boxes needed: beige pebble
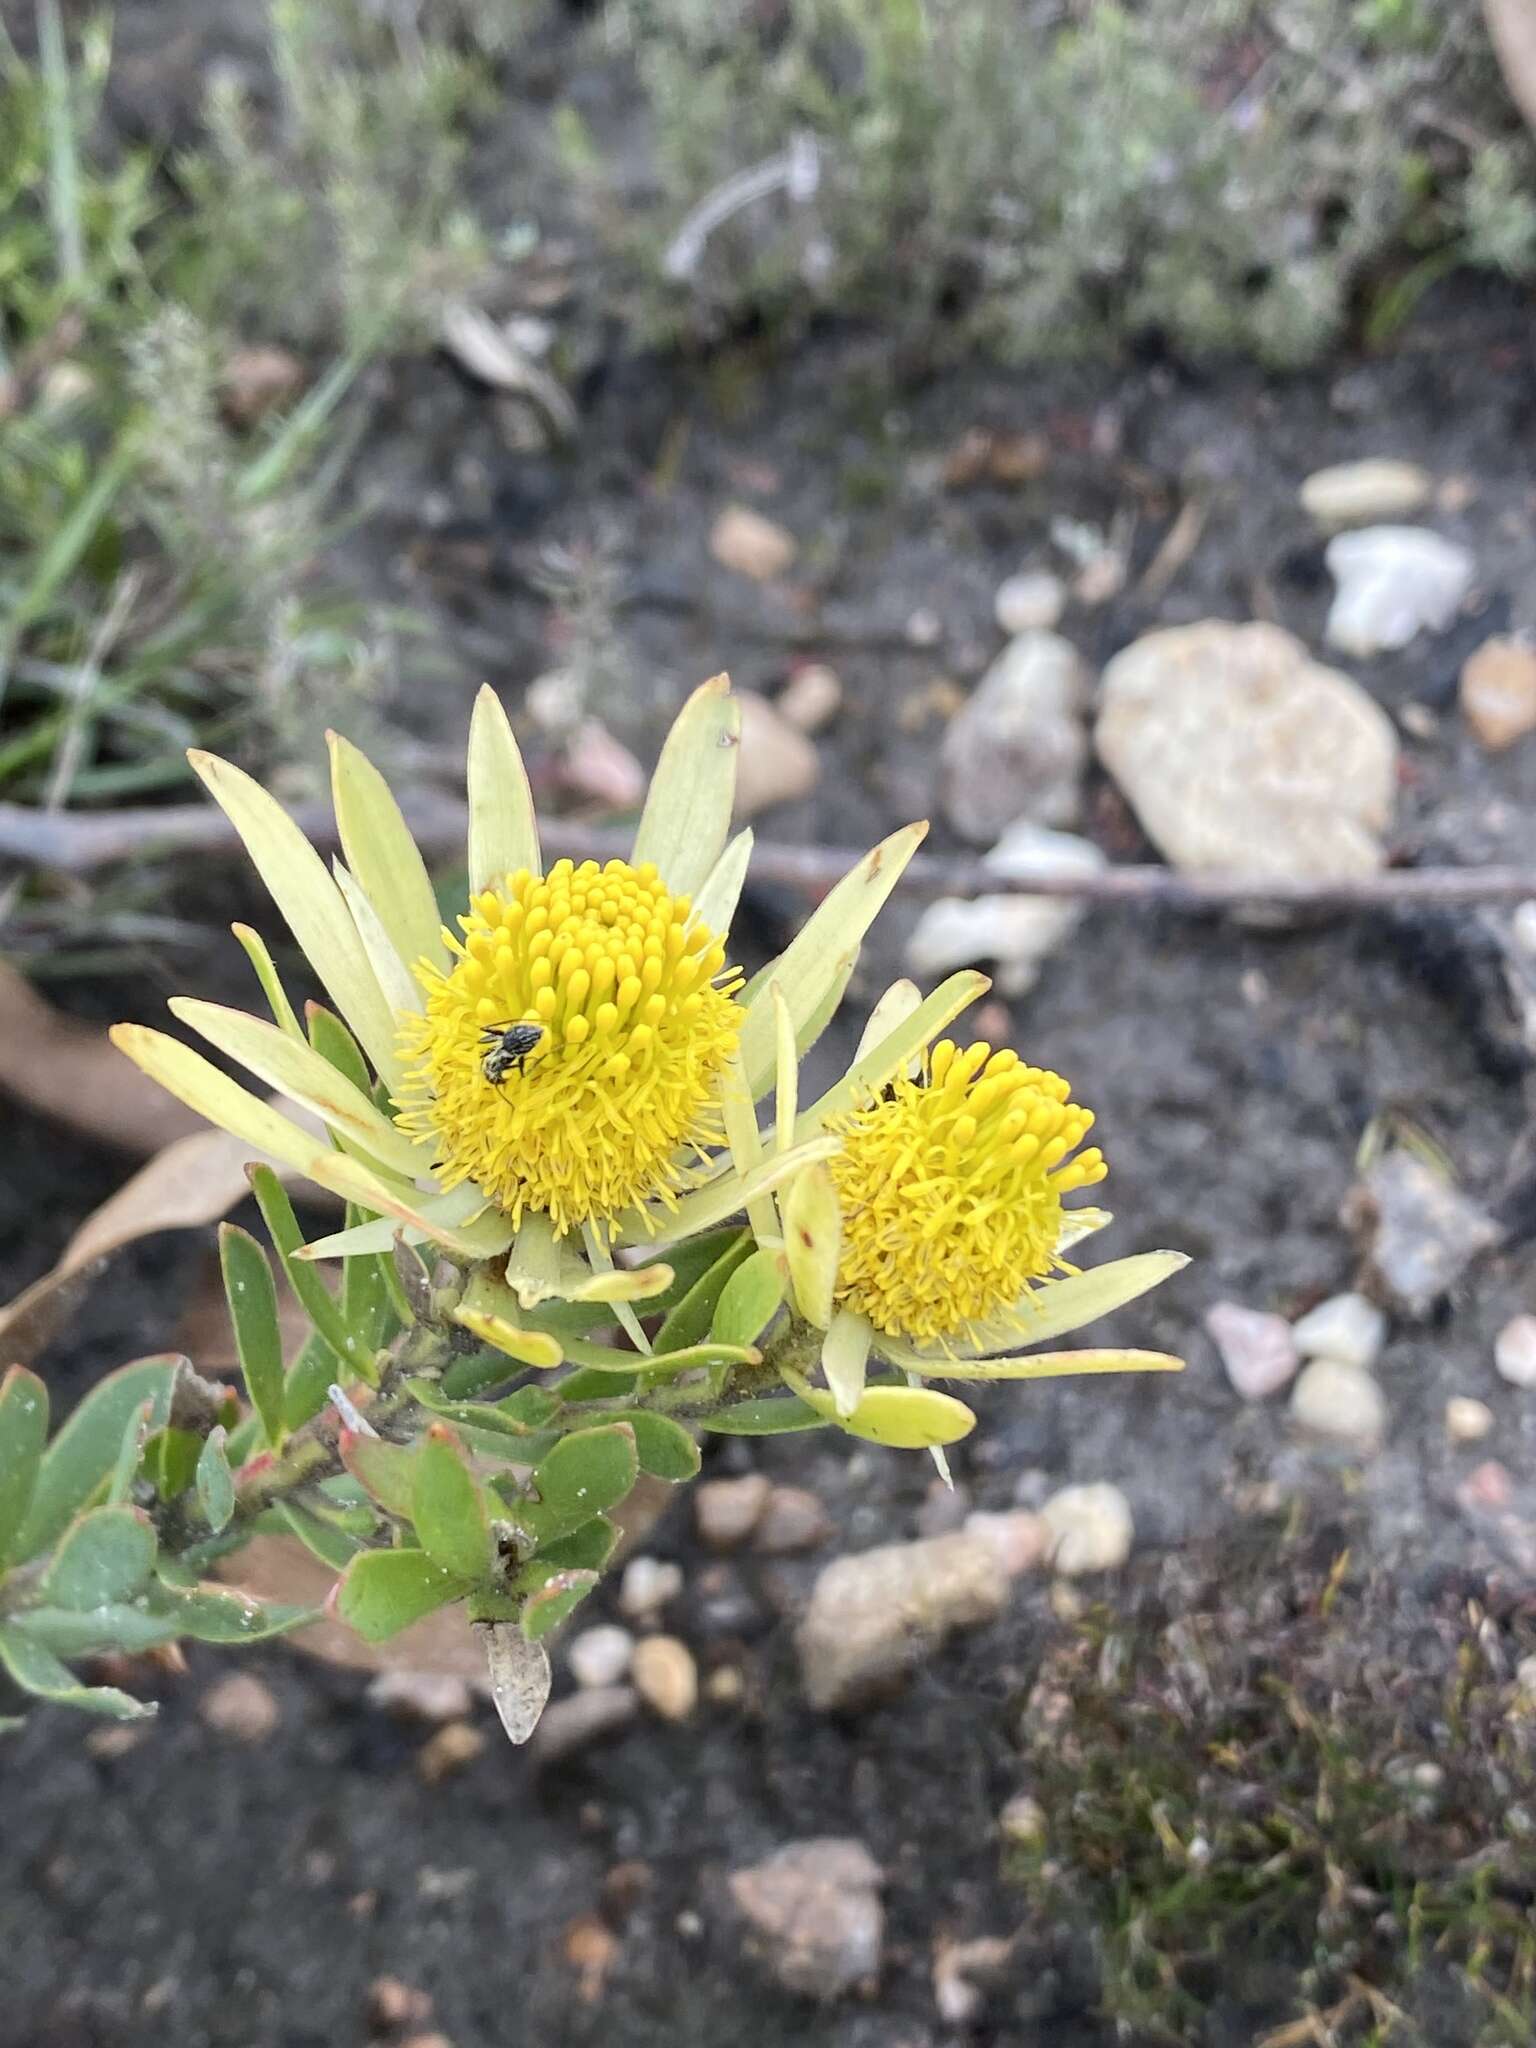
[753,1485,833,1555]
[1445,1396,1495,1443]
[710,505,796,581]
[1494,1313,1536,1388]
[198,1672,279,1743]
[416,1720,486,1784]
[733,691,820,819]
[630,1636,698,1722]
[1461,638,1536,752]
[695,1474,771,1549]
[778,663,843,734]
[1041,1483,1134,1575]
[998,1792,1047,1845]
[369,1977,433,2027]
[1300,458,1430,529]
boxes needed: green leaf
[739,822,928,1096]
[691,827,754,942]
[15,1356,179,1561]
[341,1207,400,1355]
[652,1230,754,1353]
[616,1411,701,1482]
[406,1379,560,1441]
[149,1582,316,1643]
[821,1308,873,1418]
[39,1504,158,1609]
[336,1547,473,1642]
[284,1335,344,1433]
[885,1345,1185,1382]
[523,1424,638,1544]
[0,1622,156,1721]
[520,1568,599,1642]
[700,1396,829,1436]
[149,1427,201,1502]
[797,969,988,1139]
[549,1365,635,1403]
[271,1498,364,1569]
[711,1247,788,1350]
[249,1164,380,1385]
[0,1366,48,1569]
[782,1162,842,1329]
[195,1427,235,1534]
[105,1397,154,1505]
[231,921,304,1038]
[219,1223,286,1448]
[412,1427,491,1581]
[559,1338,760,1376]
[305,1004,373,1095]
[630,673,739,897]
[339,1432,419,1518]
[534,1517,619,1572]
[10,1604,181,1658]
[921,1251,1192,1361]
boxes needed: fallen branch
[3,796,1535,911]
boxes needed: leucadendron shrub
[0,676,1187,1742]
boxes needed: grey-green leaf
[14,1357,179,1562]
[195,1428,236,1534]
[0,1621,156,1721]
[219,1223,285,1448]
[39,1504,158,1609]
[0,1366,48,1570]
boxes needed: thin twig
[4,793,1536,912]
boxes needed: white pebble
[1040,1483,1133,1576]
[1324,527,1474,657]
[994,569,1065,635]
[1517,1655,1536,1698]
[1300,459,1430,529]
[1290,1292,1387,1372]
[1290,1359,1386,1450]
[1205,1301,1299,1401]
[617,1555,684,1620]
[1494,1314,1536,1389]
[567,1624,635,1690]
[1445,1396,1495,1444]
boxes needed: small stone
[940,630,1091,840]
[366,1671,476,1723]
[560,719,645,809]
[998,1792,1047,1845]
[1205,1301,1299,1401]
[906,821,1103,999]
[994,570,1065,635]
[199,1672,279,1743]
[400,2034,455,2048]
[525,668,583,736]
[905,606,943,647]
[778,663,842,734]
[710,504,797,581]
[695,1474,771,1548]
[528,1686,638,1767]
[963,1509,1048,1577]
[797,1532,1009,1711]
[1300,459,1431,529]
[932,1936,1013,2025]
[706,1664,745,1705]
[1460,638,1536,751]
[617,1556,683,1621]
[84,1723,147,1761]
[729,1838,884,1999]
[1040,1483,1134,1575]
[1324,527,1475,657]
[567,1625,635,1691]
[1290,1291,1387,1372]
[1290,1359,1387,1450]
[1096,622,1398,882]
[416,1720,486,1784]
[1351,1150,1499,1319]
[369,1977,433,2028]
[1445,1396,1495,1443]
[733,691,820,820]
[630,1636,698,1721]
[753,1485,833,1555]
[221,343,306,429]
[1457,1460,1512,1513]
[1494,1314,1536,1388]
[1516,1654,1536,1697]
[563,1913,620,2004]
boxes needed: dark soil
[5,40,1536,2035]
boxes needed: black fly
[479,1020,545,1088]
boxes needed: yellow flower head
[397,856,743,1232]
[827,1037,1107,1343]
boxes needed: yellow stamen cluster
[828,1039,1107,1342]
[397,857,743,1233]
